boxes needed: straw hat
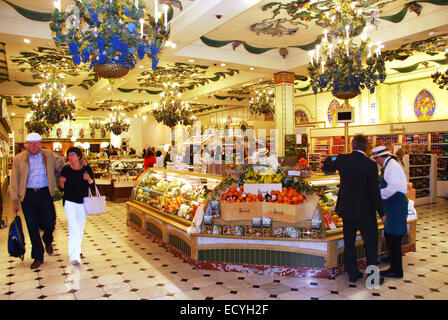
[371,145,391,158]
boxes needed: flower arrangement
[51,0,170,77]
[294,158,312,171]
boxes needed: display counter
[90,158,144,201]
[127,169,417,278]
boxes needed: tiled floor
[1,192,448,300]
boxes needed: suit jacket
[322,151,385,224]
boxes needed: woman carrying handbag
[59,147,95,267]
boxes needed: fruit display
[319,192,342,229]
[133,170,213,221]
[242,167,283,184]
[221,185,307,205]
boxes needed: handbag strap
[88,184,101,197]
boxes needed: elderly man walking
[11,133,66,269]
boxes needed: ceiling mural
[11,47,89,77]
[136,62,240,92]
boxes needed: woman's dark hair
[144,148,154,158]
[351,134,369,152]
[156,150,162,157]
[67,147,83,159]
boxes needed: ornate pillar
[274,71,295,157]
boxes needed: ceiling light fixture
[307,0,386,101]
[51,0,170,79]
[23,39,30,44]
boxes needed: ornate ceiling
[0,0,447,121]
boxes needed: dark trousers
[21,188,56,261]
[385,233,403,274]
[342,218,378,277]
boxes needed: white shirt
[381,156,408,200]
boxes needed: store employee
[372,145,408,279]
[252,148,279,171]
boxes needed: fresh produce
[134,173,208,221]
[221,185,306,205]
[242,167,283,184]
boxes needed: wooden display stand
[112,181,134,202]
[95,179,113,201]
[126,192,417,279]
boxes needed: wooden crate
[261,193,320,224]
[220,202,262,221]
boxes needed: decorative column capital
[274,71,295,85]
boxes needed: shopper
[372,145,408,278]
[59,147,95,267]
[163,146,172,168]
[143,148,156,169]
[322,134,385,283]
[11,133,66,269]
[395,148,405,168]
[385,141,394,154]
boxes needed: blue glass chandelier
[50,0,170,79]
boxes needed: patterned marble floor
[1,193,448,300]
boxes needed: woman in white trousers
[60,147,95,266]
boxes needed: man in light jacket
[11,133,66,269]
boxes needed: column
[274,71,295,158]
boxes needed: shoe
[30,260,43,269]
[349,271,363,283]
[45,243,54,255]
[380,269,403,278]
[70,260,81,267]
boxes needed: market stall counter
[90,158,144,201]
[126,168,417,278]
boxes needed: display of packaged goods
[376,135,398,145]
[409,154,431,166]
[90,158,144,180]
[402,144,428,154]
[409,166,430,178]
[409,177,430,190]
[403,134,428,145]
[431,132,448,144]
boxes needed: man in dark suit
[322,135,385,283]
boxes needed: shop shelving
[403,154,436,205]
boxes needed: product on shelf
[133,170,212,221]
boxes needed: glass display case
[130,169,222,224]
[110,159,144,186]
